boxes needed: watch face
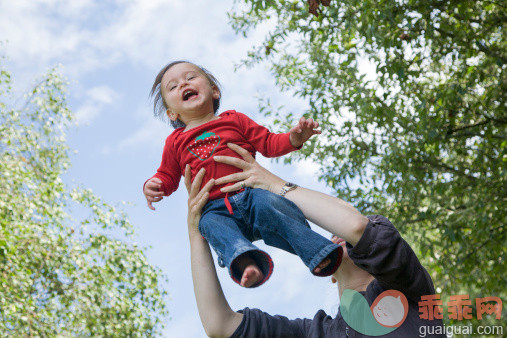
[280,182,298,196]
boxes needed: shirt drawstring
[224,192,234,215]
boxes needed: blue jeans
[199,188,342,287]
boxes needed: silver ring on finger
[240,181,246,189]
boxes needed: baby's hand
[289,116,321,148]
[144,177,164,210]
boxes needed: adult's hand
[184,165,214,237]
[213,143,286,194]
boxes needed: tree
[228,0,506,300]
[0,62,168,335]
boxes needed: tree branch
[475,41,507,64]
[413,157,478,180]
[433,26,507,64]
[447,131,506,140]
[446,119,490,135]
[482,0,507,10]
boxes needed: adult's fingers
[214,155,250,170]
[184,165,192,193]
[189,178,214,207]
[192,191,210,214]
[226,143,256,162]
[195,178,215,201]
[220,181,244,193]
[187,189,211,232]
[214,172,248,186]
[188,179,214,215]
[189,168,206,198]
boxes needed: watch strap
[280,182,298,197]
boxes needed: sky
[0,1,342,336]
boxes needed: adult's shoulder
[230,307,305,338]
[348,215,436,300]
[231,307,342,338]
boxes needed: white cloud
[87,85,117,104]
[74,104,100,126]
[75,85,119,125]
[114,118,169,153]
[0,0,271,77]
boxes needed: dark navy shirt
[230,215,445,337]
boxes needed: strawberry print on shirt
[187,131,221,160]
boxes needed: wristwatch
[279,182,298,197]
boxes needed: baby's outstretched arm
[144,177,165,210]
[289,116,321,148]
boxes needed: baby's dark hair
[150,60,221,129]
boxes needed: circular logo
[370,290,409,328]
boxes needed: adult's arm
[185,166,243,337]
[213,143,370,246]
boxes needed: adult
[186,143,444,337]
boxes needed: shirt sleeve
[230,308,305,338]
[346,215,436,302]
[230,308,338,338]
[234,111,300,157]
[144,136,181,196]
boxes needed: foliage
[0,64,168,336]
[228,0,506,300]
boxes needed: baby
[144,61,342,287]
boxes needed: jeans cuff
[309,243,343,277]
[229,249,274,288]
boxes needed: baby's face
[161,62,219,123]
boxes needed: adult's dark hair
[150,61,221,129]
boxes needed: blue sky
[0,1,342,336]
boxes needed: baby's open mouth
[183,89,198,101]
